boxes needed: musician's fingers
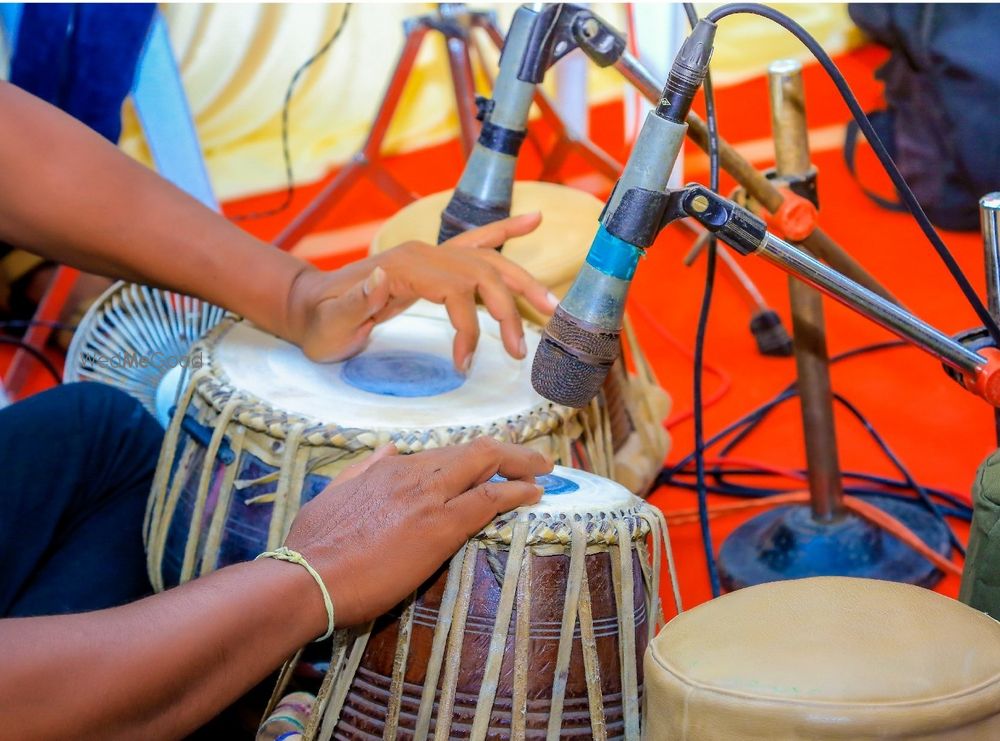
[359,267,392,317]
[443,293,480,372]
[440,212,541,250]
[444,479,544,539]
[304,268,391,362]
[323,267,391,332]
[370,296,413,326]
[431,438,552,500]
[332,444,397,485]
[472,267,525,359]
[474,248,559,316]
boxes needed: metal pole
[768,59,844,522]
[755,233,985,374]
[981,192,1000,442]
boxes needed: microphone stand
[607,45,902,308]
[980,194,1000,445]
[715,60,950,589]
[273,3,621,251]
[535,10,1000,592]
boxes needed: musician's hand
[286,213,558,370]
[283,439,551,630]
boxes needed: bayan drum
[145,302,626,592]
[265,466,681,741]
[371,181,672,496]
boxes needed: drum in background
[371,181,672,496]
[265,466,681,741]
[64,280,228,423]
[145,302,623,592]
[644,577,1000,739]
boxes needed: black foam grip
[477,121,527,157]
[438,191,512,245]
[531,306,621,408]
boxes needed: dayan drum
[144,302,629,591]
[371,181,672,496]
[264,466,682,741]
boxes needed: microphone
[532,20,716,408]
[437,5,540,244]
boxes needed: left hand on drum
[283,438,552,631]
[285,213,558,371]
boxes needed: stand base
[717,495,952,591]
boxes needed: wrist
[252,556,330,642]
[283,262,323,347]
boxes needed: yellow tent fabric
[118,3,862,202]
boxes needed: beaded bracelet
[256,546,335,641]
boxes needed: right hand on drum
[0,439,548,740]
[283,438,552,631]
[286,213,559,372]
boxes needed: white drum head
[214,301,548,430]
[513,465,637,515]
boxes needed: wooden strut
[684,111,903,307]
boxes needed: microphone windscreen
[531,306,620,408]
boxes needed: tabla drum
[144,302,627,592]
[264,466,682,741]
[371,181,672,496]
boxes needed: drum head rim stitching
[188,316,581,449]
[476,501,653,546]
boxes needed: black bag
[846,4,1000,231]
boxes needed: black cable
[676,466,972,514]
[660,337,966,549]
[832,391,965,554]
[663,382,966,552]
[0,319,78,332]
[0,337,62,384]
[665,341,906,494]
[703,2,1000,348]
[231,5,352,222]
[684,2,723,597]
[664,477,972,521]
[717,340,907,457]
[703,349,965,551]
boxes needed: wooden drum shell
[337,547,648,739]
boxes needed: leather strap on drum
[264,483,683,740]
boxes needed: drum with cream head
[372,181,673,496]
[264,466,681,741]
[144,302,623,592]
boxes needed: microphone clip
[517,4,626,84]
[600,183,769,256]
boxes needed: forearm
[0,81,317,342]
[0,559,327,739]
